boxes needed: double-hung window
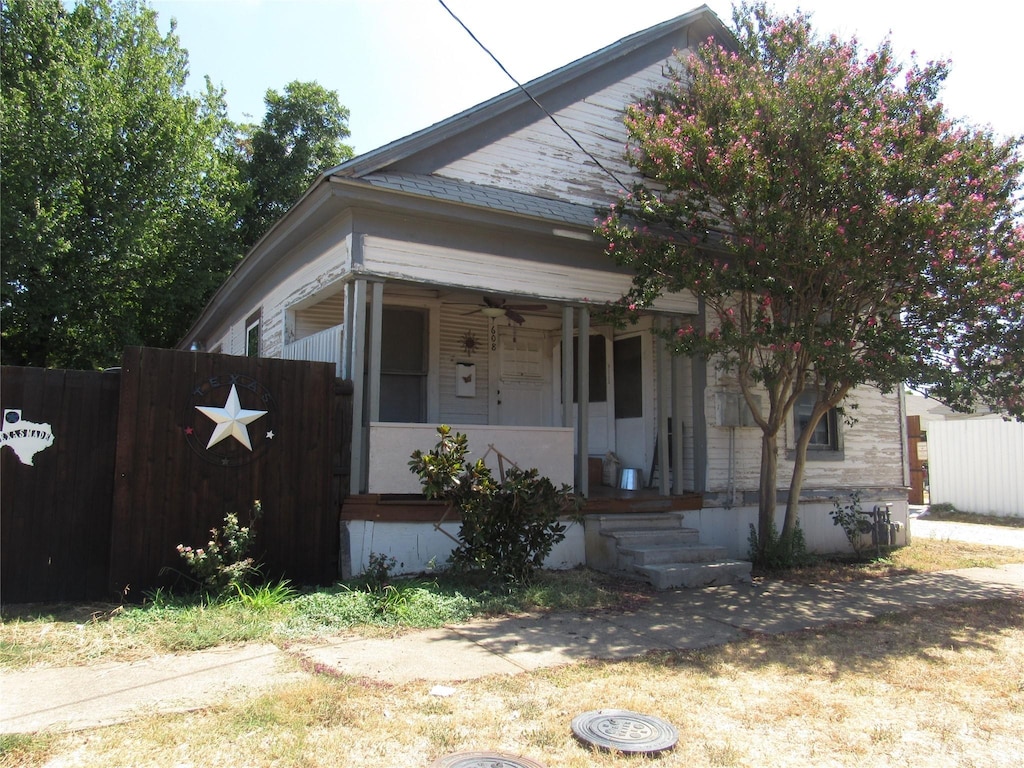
[794,390,841,453]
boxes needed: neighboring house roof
[905,390,999,425]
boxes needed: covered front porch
[286,277,705,501]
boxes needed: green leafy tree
[599,3,1023,563]
[238,80,354,250]
[1,0,243,368]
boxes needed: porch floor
[340,487,702,522]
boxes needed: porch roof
[360,172,602,228]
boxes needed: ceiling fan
[468,295,548,325]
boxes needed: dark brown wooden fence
[1,347,352,604]
[1,367,121,602]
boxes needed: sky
[148,0,1023,156]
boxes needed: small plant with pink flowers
[176,501,263,596]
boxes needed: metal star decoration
[194,384,268,451]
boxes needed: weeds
[748,519,812,570]
[175,501,263,597]
[229,580,298,610]
[830,491,873,558]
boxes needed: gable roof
[181,6,733,347]
[329,4,730,181]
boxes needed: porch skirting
[338,492,910,580]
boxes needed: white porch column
[349,278,368,493]
[576,306,590,496]
[655,315,670,495]
[561,306,574,429]
[691,298,708,492]
[367,281,384,422]
[672,349,686,495]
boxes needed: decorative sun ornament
[461,330,478,356]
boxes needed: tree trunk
[782,396,837,553]
[783,435,810,549]
[757,428,779,558]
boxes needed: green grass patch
[0,568,642,668]
[0,732,54,764]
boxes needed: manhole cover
[428,751,547,768]
[571,708,678,754]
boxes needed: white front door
[495,326,552,426]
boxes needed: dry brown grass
[6,598,1022,768]
[2,537,1021,671]
[925,504,1024,528]
[771,537,1024,585]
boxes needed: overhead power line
[435,0,631,193]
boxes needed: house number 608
[490,324,497,351]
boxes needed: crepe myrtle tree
[598,2,1024,564]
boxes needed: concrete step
[601,527,701,549]
[636,560,753,590]
[590,512,688,533]
[617,542,730,567]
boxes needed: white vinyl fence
[282,324,344,376]
[927,419,1024,517]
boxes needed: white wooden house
[182,6,910,585]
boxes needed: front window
[613,335,643,418]
[379,307,427,422]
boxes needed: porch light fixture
[480,306,506,319]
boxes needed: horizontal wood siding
[361,234,697,313]
[704,383,905,495]
[438,306,490,424]
[293,291,346,340]
[204,225,351,359]
[436,59,678,206]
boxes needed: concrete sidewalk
[3,563,1022,734]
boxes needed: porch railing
[367,422,575,494]
[283,323,344,376]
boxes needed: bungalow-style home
[181,5,910,588]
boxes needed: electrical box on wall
[455,363,476,398]
[716,392,760,427]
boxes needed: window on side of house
[794,390,840,451]
[245,311,261,358]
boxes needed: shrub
[409,425,581,585]
[176,501,263,596]
[359,552,398,591]
[830,491,873,559]
[748,518,811,570]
